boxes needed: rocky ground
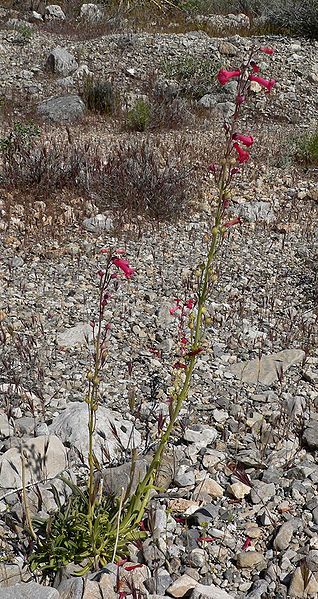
[0,3,318,599]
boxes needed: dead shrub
[92,137,200,221]
[0,126,202,223]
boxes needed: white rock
[184,424,217,448]
[228,481,251,499]
[167,574,197,597]
[2,581,60,598]
[56,322,93,348]
[45,5,66,20]
[0,435,67,493]
[49,401,141,464]
[191,583,236,599]
[82,213,113,233]
[46,46,78,76]
[230,349,305,385]
[80,3,104,21]
[195,477,223,500]
[0,410,13,438]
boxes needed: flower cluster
[215,46,275,170]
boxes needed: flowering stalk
[86,249,135,546]
[120,45,275,530]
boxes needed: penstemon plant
[29,46,275,576]
[121,44,276,528]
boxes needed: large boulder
[49,401,142,464]
[230,348,305,385]
[1,582,59,598]
[37,95,86,122]
[80,3,104,21]
[0,435,67,494]
[44,5,66,20]
[46,46,78,76]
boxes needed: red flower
[124,564,144,572]
[233,143,250,163]
[173,361,187,370]
[251,62,260,73]
[185,298,195,309]
[217,68,241,85]
[260,46,274,55]
[112,257,135,279]
[249,75,276,92]
[223,216,242,228]
[242,537,252,551]
[232,133,254,147]
[197,537,215,543]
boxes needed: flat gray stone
[273,520,294,551]
[230,349,305,385]
[46,46,78,76]
[49,401,141,464]
[302,421,318,450]
[0,581,60,598]
[191,583,235,599]
[198,94,217,109]
[56,322,93,348]
[100,458,149,496]
[82,214,113,233]
[238,201,275,223]
[37,95,85,123]
[57,577,84,599]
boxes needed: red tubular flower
[260,46,274,55]
[249,74,276,92]
[125,564,144,572]
[217,68,241,85]
[233,142,250,163]
[223,216,242,228]
[185,298,195,309]
[251,62,260,73]
[112,257,135,279]
[173,361,187,370]
[232,133,254,147]
[242,537,252,551]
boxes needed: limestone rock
[238,201,275,223]
[80,4,104,22]
[0,435,67,493]
[289,566,318,597]
[302,420,318,450]
[191,583,236,599]
[49,401,141,464]
[1,581,60,598]
[228,481,251,499]
[82,214,113,233]
[230,349,305,385]
[195,477,223,500]
[167,574,197,597]
[45,5,66,20]
[236,551,267,569]
[273,519,294,551]
[46,46,78,76]
[56,322,93,348]
[37,95,85,123]
[184,425,217,447]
